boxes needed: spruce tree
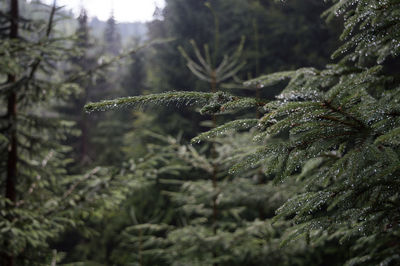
[0,1,139,264]
[104,11,122,56]
[58,7,99,167]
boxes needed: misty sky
[42,0,165,22]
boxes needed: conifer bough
[85,91,214,112]
[84,91,261,114]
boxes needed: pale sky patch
[41,0,165,22]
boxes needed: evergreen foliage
[104,12,122,56]
[86,0,400,265]
[0,2,86,263]
[0,1,146,264]
[57,7,99,167]
[3,0,398,264]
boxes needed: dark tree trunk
[4,0,19,265]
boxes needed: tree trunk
[4,0,19,265]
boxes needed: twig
[15,150,54,207]
[61,167,101,200]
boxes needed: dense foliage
[2,0,399,265]
[86,0,400,265]
[0,1,143,264]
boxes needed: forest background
[1,0,400,265]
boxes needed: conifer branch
[321,100,366,129]
[28,0,57,80]
[66,38,173,84]
[84,91,215,113]
[61,167,102,201]
[191,119,258,143]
